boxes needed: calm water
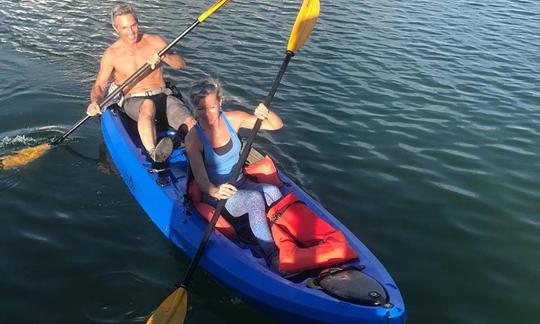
[1,0,539,323]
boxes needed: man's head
[111,3,139,44]
[111,3,137,26]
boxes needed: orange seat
[188,181,237,240]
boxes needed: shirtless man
[86,3,196,162]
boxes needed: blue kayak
[101,103,406,323]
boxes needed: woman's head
[189,79,223,107]
[190,79,224,123]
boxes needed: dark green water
[1,0,539,323]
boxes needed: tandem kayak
[100,99,406,323]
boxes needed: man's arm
[161,49,186,69]
[147,36,186,70]
[87,50,114,116]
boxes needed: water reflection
[60,140,119,176]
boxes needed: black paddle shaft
[50,19,201,146]
[180,51,295,287]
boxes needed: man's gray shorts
[122,93,191,129]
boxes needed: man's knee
[183,116,196,129]
[166,96,193,129]
[139,99,156,119]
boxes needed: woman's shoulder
[223,109,249,130]
[224,106,251,120]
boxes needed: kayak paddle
[145,1,320,323]
[0,0,230,171]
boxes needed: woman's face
[195,93,221,124]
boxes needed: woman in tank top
[185,79,284,265]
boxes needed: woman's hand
[209,183,237,200]
[254,103,269,120]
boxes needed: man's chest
[112,46,156,76]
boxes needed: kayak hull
[101,108,406,323]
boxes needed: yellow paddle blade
[147,288,188,324]
[287,0,320,53]
[198,0,230,23]
[0,143,51,170]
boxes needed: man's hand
[147,52,161,70]
[86,102,102,116]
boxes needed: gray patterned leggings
[204,178,282,258]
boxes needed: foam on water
[0,135,38,147]
[0,125,68,149]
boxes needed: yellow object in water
[0,143,51,170]
[146,288,187,324]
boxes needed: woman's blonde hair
[189,78,224,106]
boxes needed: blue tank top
[195,112,242,185]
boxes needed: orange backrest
[244,155,283,187]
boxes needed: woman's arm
[228,103,283,131]
[185,131,237,200]
[185,131,213,194]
